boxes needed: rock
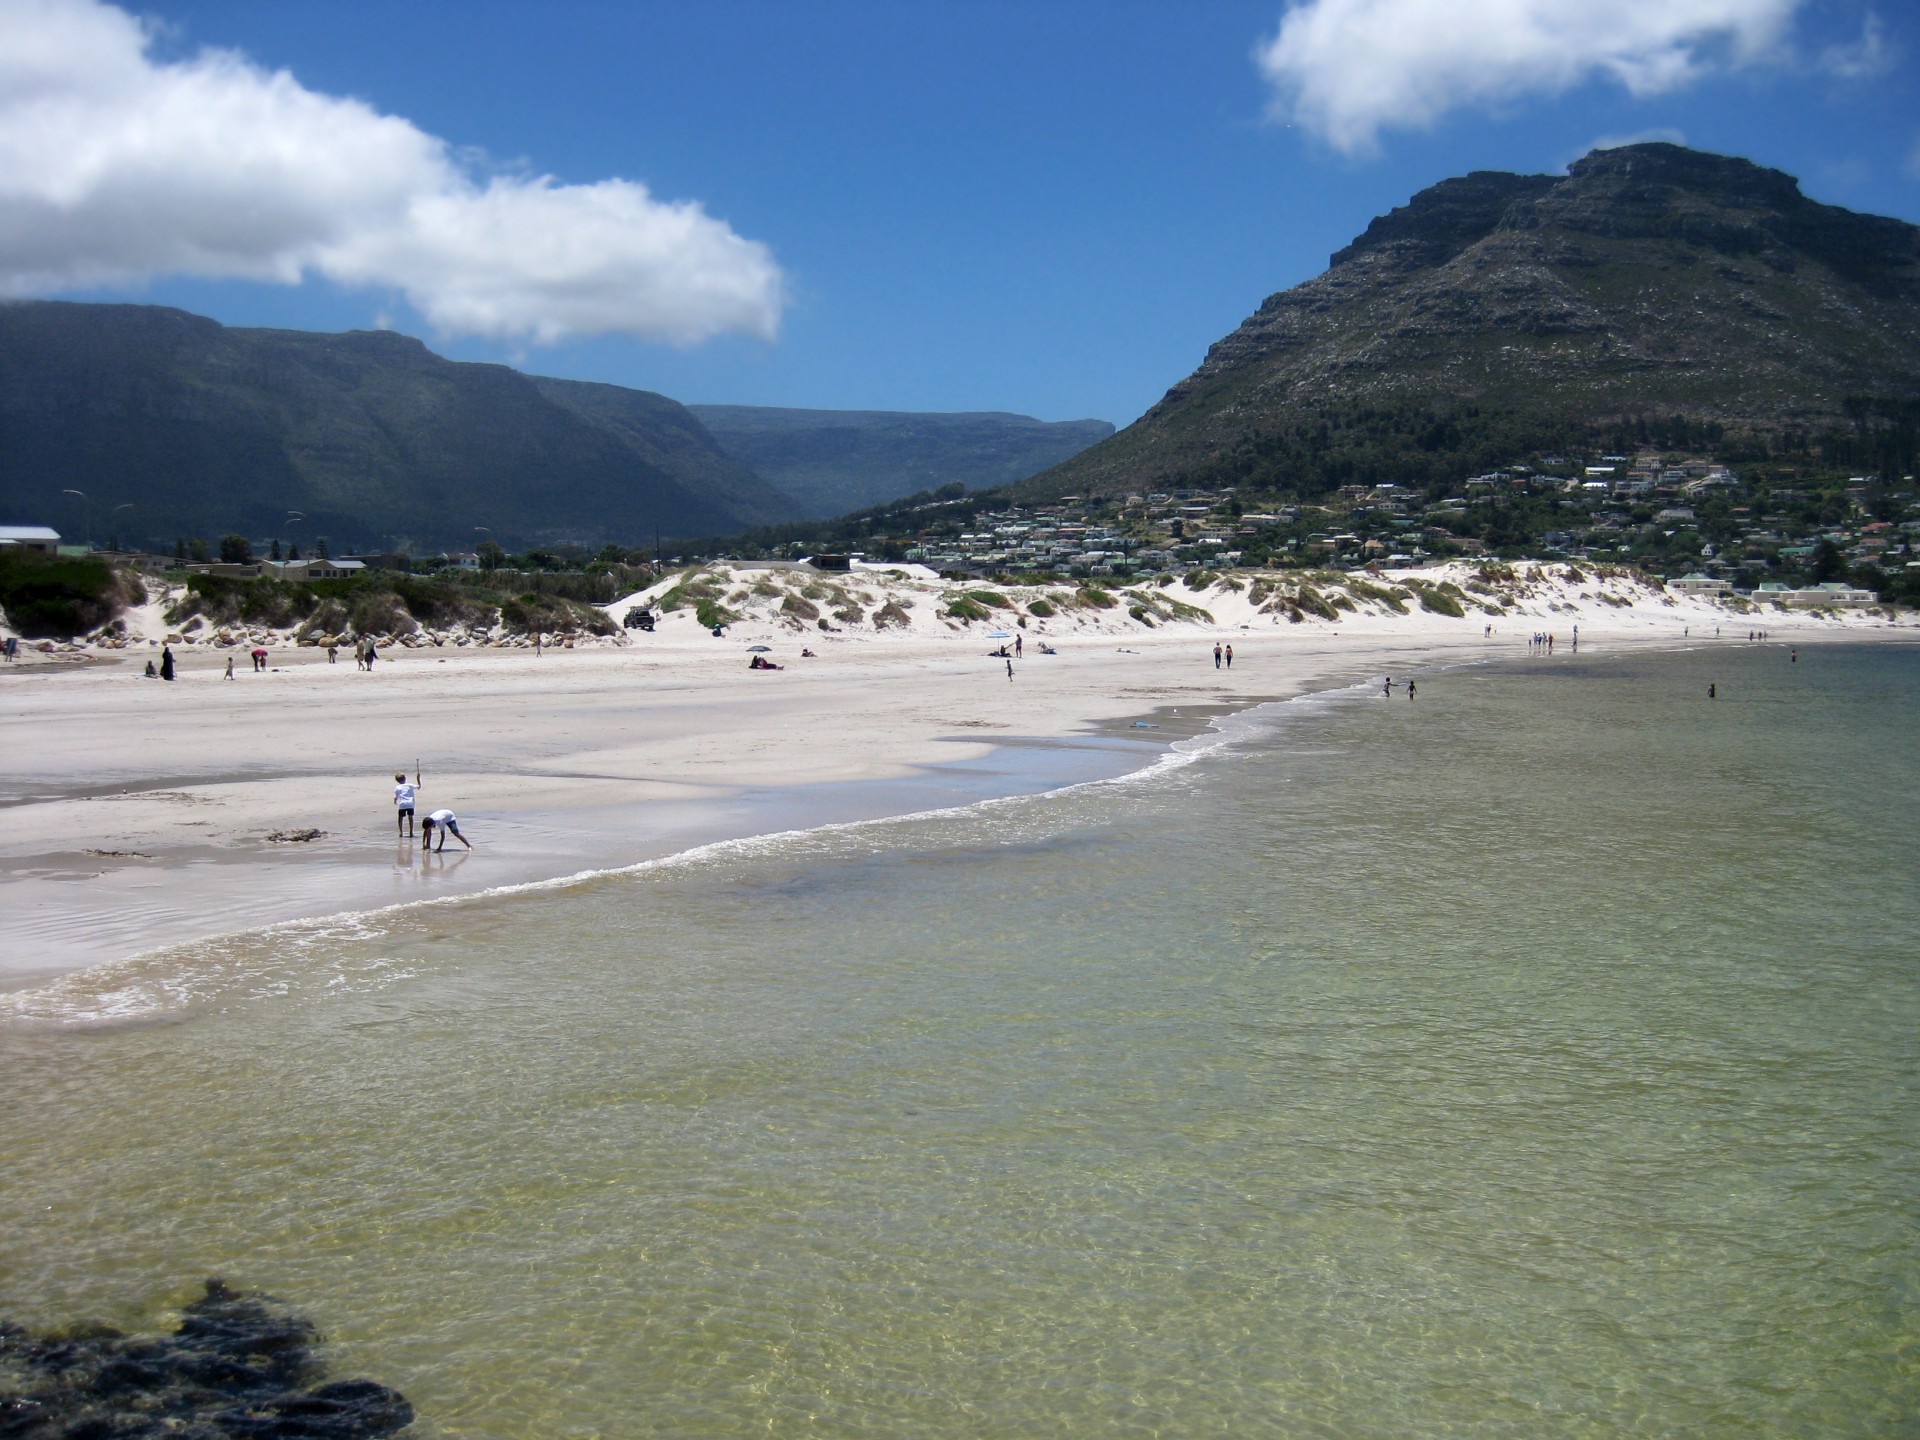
[0,1278,412,1439]
[265,828,325,843]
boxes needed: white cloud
[1817,13,1892,79]
[1256,0,1803,154]
[0,0,783,344]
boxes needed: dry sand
[3,562,1906,989]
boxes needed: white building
[0,525,61,554]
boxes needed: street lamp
[109,502,134,554]
[62,488,91,549]
[286,511,305,560]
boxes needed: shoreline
[3,586,1910,1000]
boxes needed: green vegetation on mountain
[688,405,1113,518]
[0,302,801,553]
[1023,144,1920,502]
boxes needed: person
[421,808,472,852]
[748,654,783,670]
[365,641,378,671]
[394,769,419,837]
[144,658,157,678]
[1407,679,1416,700]
[1224,643,1233,668]
[1006,656,1013,681]
[800,647,817,657]
[1708,683,1716,699]
[1213,642,1222,669]
[1383,675,1391,696]
[224,656,234,680]
[1791,648,1797,663]
[1014,633,1023,657]
[159,645,175,681]
[327,643,338,664]
[251,646,268,672]
[354,640,366,670]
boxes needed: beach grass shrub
[1183,570,1218,590]
[780,593,820,621]
[872,600,912,628]
[1293,585,1338,621]
[967,589,1010,608]
[1025,598,1055,618]
[1415,584,1466,618]
[946,595,991,621]
[1128,604,1155,625]
[1076,586,1117,609]
[1344,578,1410,613]
[0,552,126,638]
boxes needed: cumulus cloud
[0,0,783,344]
[1257,0,1802,153]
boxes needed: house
[258,558,366,581]
[1781,582,1877,607]
[1668,572,1732,596]
[0,525,62,554]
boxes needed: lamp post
[62,489,91,549]
[109,502,134,554]
[286,511,305,561]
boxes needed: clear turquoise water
[4,642,1916,1437]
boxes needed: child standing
[394,769,419,837]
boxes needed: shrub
[1076,586,1117,609]
[781,594,820,621]
[967,589,1010,608]
[0,553,124,637]
[872,600,912,629]
[1128,604,1155,625]
[1415,585,1466,618]
[1293,585,1338,621]
[1183,570,1217,590]
[946,595,990,621]
[1025,598,1055,618]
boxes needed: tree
[477,539,506,571]
[187,538,211,562]
[218,534,252,564]
[269,538,282,561]
[1808,538,1847,583]
[288,542,301,560]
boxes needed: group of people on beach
[1212,642,1233,669]
[393,768,472,852]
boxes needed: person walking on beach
[159,645,175,681]
[421,808,472,852]
[1014,633,1023,658]
[1213,643,1222,669]
[1006,656,1014,682]
[1224,643,1233,669]
[365,641,378,671]
[1708,683,1716,699]
[394,769,419,837]
[224,656,234,680]
[1407,679,1416,700]
[1383,675,1392,696]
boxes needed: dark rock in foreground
[0,1278,412,1438]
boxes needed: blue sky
[7,0,1917,427]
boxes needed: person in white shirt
[394,771,419,837]
[421,809,472,852]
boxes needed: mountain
[0,301,801,552]
[688,405,1114,519]
[1024,144,1920,501]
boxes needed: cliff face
[0,302,800,551]
[1028,144,1920,499]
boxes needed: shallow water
[4,641,1916,1437]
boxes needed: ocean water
[3,641,1916,1437]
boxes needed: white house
[1668,572,1732,596]
[0,525,61,554]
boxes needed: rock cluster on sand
[0,1278,412,1439]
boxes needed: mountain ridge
[0,301,800,552]
[1022,143,1920,501]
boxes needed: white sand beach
[3,561,1907,989]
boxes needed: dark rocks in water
[0,1278,412,1438]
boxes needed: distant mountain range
[689,406,1114,519]
[1025,143,1920,501]
[0,302,1111,552]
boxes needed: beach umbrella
[986,630,1012,638]
[746,644,772,652]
